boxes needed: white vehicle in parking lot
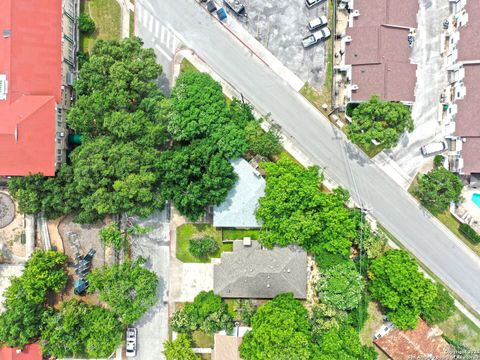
[126,327,137,358]
[308,16,328,31]
[302,28,331,48]
[420,141,447,156]
[305,0,325,8]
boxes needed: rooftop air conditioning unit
[352,10,360,17]
[0,74,8,100]
[345,35,352,43]
[351,84,359,91]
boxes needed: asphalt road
[136,0,480,314]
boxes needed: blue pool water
[472,193,480,208]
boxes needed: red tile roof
[346,1,418,102]
[457,0,480,62]
[0,344,42,360]
[0,0,62,176]
[455,64,480,138]
[374,320,452,360]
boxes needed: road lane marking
[171,36,178,52]
[160,25,166,43]
[148,15,154,32]
[155,44,173,61]
[165,31,171,50]
[155,21,159,37]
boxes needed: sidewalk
[115,0,134,38]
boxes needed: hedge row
[459,223,480,244]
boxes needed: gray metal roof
[213,158,265,228]
[214,240,307,299]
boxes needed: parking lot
[234,0,329,88]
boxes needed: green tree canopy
[256,154,359,256]
[99,222,124,250]
[163,334,199,360]
[239,293,313,360]
[78,13,96,34]
[347,96,413,149]
[421,283,455,325]
[316,262,364,310]
[188,236,219,259]
[87,258,158,325]
[311,325,377,360]
[169,291,233,335]
[41,299,122,358]
[369,250,439,329]
[0,250,67,347]
[415,167,463,214]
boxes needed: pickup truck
[302,28,330,48]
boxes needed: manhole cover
[0,192,15,229]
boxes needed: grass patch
[360,302,384,347]
[176,224,233,263]
[409,175,480,256]
[180,58,199,75]
[438,308,480,350]
[191,330,214,348]
[356,142,385,158]
[80,0,121,53]
[222,228,261,240]
[129,10,135,38]
[225,299,238,319]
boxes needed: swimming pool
[472,193,480,208]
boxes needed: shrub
[422,283,454,325]
[78,13,96,34]
[459,223,480,244]
[234,299,257,326]
[434,155,445,168]
[188,236,218,258]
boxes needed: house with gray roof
[214,240,307,299]
[213,158,265,228]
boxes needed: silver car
[126,327,137,358]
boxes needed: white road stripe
[137,4,142,22]
[155,44,173,61]
[154,21,160,37]
[171,36,178,52]
[160,25,166,43]
[148,15,154,32]
[142,11,149,27]
[165,31,171,49]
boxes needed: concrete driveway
[130,211,170,360]
[235,0,329,88]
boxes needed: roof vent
[0,74,7,100]
[3,29,11,38]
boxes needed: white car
[305,0,325,8]
[420,141,447,156]
[302,28,331,48]
[126,327,137,358]
[308,16,328,31]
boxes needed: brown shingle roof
[352,0,418,29]
[346,1,418,102]
[462,137,480,175]
[374,320,452,360]
[455,64,480,138]
[457,1,480,62]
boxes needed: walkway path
[115,0,134,38]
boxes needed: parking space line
[148,15,154,32]
[171,36,178,52]
[155,21,160,38]
[165,31,171,50]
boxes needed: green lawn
[191,330,214,348]
[176,224,233,263]
[180,58,199,75]
[80,0,121,53]
[222,228,261,240]
[438,308,480,350]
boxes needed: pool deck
[456,188,480,233]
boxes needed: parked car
[305,0,325,8]
[308,16,328,31]
[217,7,228,21]
[302,28,331,48]
[206,0,217,13]
[420,141,447,156]
[126,327,137,358]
